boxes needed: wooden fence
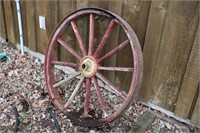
[0,0,199,127]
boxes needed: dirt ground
[0,41,198,133]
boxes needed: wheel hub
[79,56,97,78]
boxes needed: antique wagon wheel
[45,8,143,127]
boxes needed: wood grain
[121,0,151,49]
[139,1,199,111]
[103,0,123,83]
[76,0,89,58]
[20,0,28,47]
[58,1,76,63]
[130,111,156,132]
[139,0,168,102]
[35,1,58,54]
[89,0,108,53]
[3,1,16,43]
[116,0,151,92]
[0,1,7,39]
[190,86,200,127]
[174,23,199,118]
[11,1,19,44]
[26,1,36,51]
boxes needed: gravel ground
[0,41,198,133]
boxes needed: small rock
[89,130,96,133]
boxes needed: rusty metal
[44,8,143,127]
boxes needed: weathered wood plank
[191,87,200,127]
[129,111,156,132]
[139,0,168,102]
[58,1,76,62]
[76,0,89,58]
[35,1,43,53]
[35,1,58,54]
[3,1,16,43]
[139,1,199,112]
[89,0,109,53]
[11,1,20,44]
[116,0,151,92]
[102,0,123,83]
[26,1,36,51]
[20,0,28,47]
[122,0,151,49]
[174,23,199,118]
[0,1,7,39]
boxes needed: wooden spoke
[51,61,79,68]
[98,39,129,63]
[96,72,126,99]
[64,77,85,108]
[88,14,94,55]
[98,66,134,72]
[92,77,107,113]
[71,20,87,56]
[84,78,91,116]
[53,72,80,88]
[57,38,82,60]
[93,20,116,58]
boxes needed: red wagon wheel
[45,8,143,127]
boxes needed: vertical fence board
[191,87,200,127]
[139,1,168,102]
[35,1,43,53]
[89,0,108,52]
[116,0,151,92]
[122,0,151,49]
[26,1,36,51]
[76,0,89,60]
[102,0,123,82]
[3,1,16,43]
[58,1,76,62]
[11,1,20,44]
[35,1,58,54]
[89,0,109,70]
[139,1,199,111]
[174,23,199,118]
[0,1,7,39]
[20,0,28,47]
